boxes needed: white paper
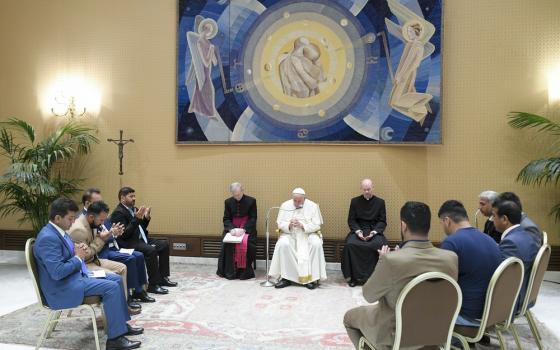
[119,248,134,255]
[88,270,107,278]
[223,232,244,244]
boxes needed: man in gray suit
[343,201,459,349]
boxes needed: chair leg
[496,329,508,350]
[88,306,101,350]
[100,304,107,334]
[526,310,542,340]
[451,333,469,350]
[45,310,62,338]
[36,310,56,350]
[526,311,544,350]
[510,324,523,350]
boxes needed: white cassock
[269,198,327,284]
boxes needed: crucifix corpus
[107,130,134,175]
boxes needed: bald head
[361,178,374,199]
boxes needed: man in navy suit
[492,198,540,313]
[81,189,155,304]
[496,192,543,246]
[34,198,143,350]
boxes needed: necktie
[128,207,148,243]
[63,233,89,276]
[101,224,120,250]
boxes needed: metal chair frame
[358,272,462,350]
[451,257,524,350]
[511,242,552,350]
[25,238,105,350]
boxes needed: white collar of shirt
[501,224,520,240]
[49,221,67,238]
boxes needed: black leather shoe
[348,280,357,287]
[274,278,291,289]
[161,277,178,287]
[126,323,144,336]
[478,335,491,346]
[106,335,141,350]
[127,300,142,310]
[128,307,141,316]
[147,284,169,294]
[305,282,317,290]
[131,291,156,303]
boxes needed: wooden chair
[359,272,462,350]
[452,257,524,350]
[511,243,552,350]
[25,238,105,350]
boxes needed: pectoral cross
[107,130,134,175]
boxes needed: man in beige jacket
[69,201,141,314]
[343,201,459,349]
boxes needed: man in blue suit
[81,189,155,304]
[34,197,143,350]
[492,198,540,313]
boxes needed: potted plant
[0,118,98,233]
[508,111,560,221]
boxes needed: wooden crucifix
[107,130,134,175]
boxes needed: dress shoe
[128,300,142,310]
[305,282,317,290]
[106,335,141,350]
[131,291,156,303]
[478,335,491,346]
[161,277,178,287]
[126,323,144,336]
[348,280,357,287]
[147,284,169,294]
[128,307,141,316]
[274,278,291,289]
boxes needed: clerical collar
[363,195,373,201]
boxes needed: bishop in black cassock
[217,183,257,280]
[341,180,387,286]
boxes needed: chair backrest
[25,238,49,308]
[395,272,462,349]
[479,257,524,332]
[542,231,548,246]
[518,244,551,316]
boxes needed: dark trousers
[127,238,170,286]
[99,248,147,293]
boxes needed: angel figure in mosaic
[386,0,435,125]
[186,16,219,118]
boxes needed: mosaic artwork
[177,0,443,144]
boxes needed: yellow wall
[1,0,559,244]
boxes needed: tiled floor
[1,251,558,349]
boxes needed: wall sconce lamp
[548,66,560,106]
[51,94,87,118]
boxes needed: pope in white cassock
[269,188,327,290]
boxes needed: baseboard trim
[2,230,558,270]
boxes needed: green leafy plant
[508,111,560,220]
[0,118,98,232]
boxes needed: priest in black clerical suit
[341,179,388,287]
[217,182,258,280]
